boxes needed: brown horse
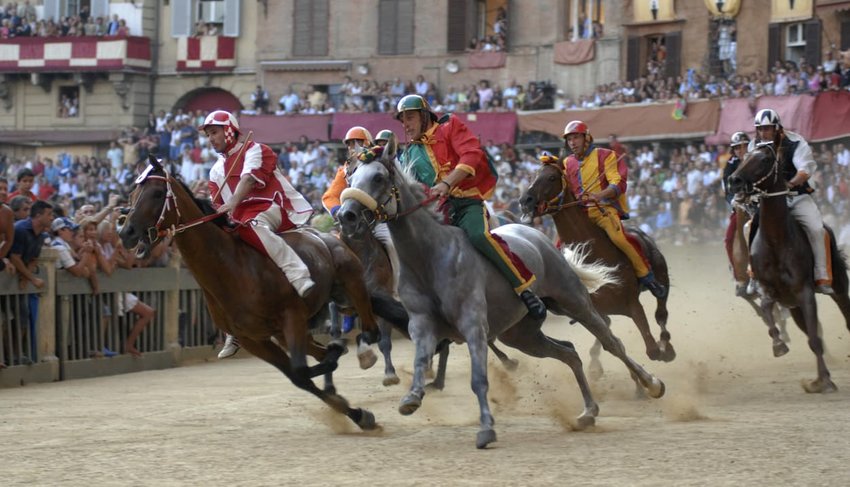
[118,157,408,429]
[729,144,850,392]
[520,162,675,375]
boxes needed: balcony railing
[176,36,236,72]
[0,36,151,72]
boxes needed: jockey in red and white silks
[202,110,316,297]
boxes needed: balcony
[176,37,236,72]
[0,36,151,73]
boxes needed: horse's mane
[392,159,444,223]
[171,176,232,228]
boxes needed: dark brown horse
[118,157,408,429]
[520,161,674,376]
[729,144,850,392]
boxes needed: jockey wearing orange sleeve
[562,120,667,298]
[202,110,315,297]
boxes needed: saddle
[623,226,651,270]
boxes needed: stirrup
[519,290,547,320]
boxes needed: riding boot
[638,272,668,299]
[519,290,547,320]
[218,334,240,359]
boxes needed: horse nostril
[339,209,356,224]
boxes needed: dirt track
[3,244,850,486]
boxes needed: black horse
[729,143,850,392]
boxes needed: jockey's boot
[815,280,835,295]
[290,276,316,297]
[218,334,240,359]
[639,273,668,299]
[520,290,547,320]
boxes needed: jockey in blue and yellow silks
[395,94,547,320]
[561,120,667,299]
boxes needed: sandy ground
[3,244,850,486]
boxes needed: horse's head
[118,155,172,258]
[728,142,780,195]
[519,154,571,222]
[337,135,399,238]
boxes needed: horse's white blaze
[561,242,621,293]
[340,187,379,211]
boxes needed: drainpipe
[148,0,161,113]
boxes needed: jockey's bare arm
[217,174,256,214]
[431,167,472,198]
[787,170,810,188]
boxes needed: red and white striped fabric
[176,36,236,72]
[0,36,151,72]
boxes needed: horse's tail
[826,226,849,294]
[370,291,410,338]
[561,242,620,293]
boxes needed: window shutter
[626,36,640,81]
[664,31,681,79]
[768,23,781,70]
[223,0,241,37]
[293,0,312,56]
[171,0,194,38]
[311,0,329,56]
[447,0,467,52]
[44,0,62,21]
[378,0,398,54]
[91,0,109,19]
[804,18,821,68]
[842,20,850,51]
[396,0,415,54]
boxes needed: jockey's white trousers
[249,206,314,296]
[372,222,400,296]
[788,194,829,282]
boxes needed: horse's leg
[275,333,345,394]
[377,318,400,386]
[489,340,518,371]
[399,317,438,415]
[829,292,850,335]
[336,263,379,369]
[427,339,450,391]
[588,338,604,381]
[757,296,789,357]
[773,304,791,343]
[498,318,599,430]
[239,336,377,430]
[790,297,836,393]
[328,302,342,340]
[550,298,664,398]
[649,251,675,361]
[460,319,497,449]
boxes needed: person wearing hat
[49,216,99,286]
[395,94,547,320]
[748,108,833,294]
[560,120,666,299]
[722,131,751,295]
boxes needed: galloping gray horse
[337,138,664,448]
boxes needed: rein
[744,143,790,202]
[537,164,609,215]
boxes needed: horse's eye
[373,173,385,185]
[548,175,558,182]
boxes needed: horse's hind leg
[489,340,518,371]
[789,300,836,393]
[651,297,675,361]
[377,318,400,386]
[830,292,850,335]
[498,318,599,429]
[336,262,379,369]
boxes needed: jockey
[561,120,667,298]
[374,129,395,146]
[748,108,833,294]
[395,94,547,320]
[322,126,400,295]
[722,131,751,295]
[202,110,315,358]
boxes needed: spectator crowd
[0,1,131,38]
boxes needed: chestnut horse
[729,144,850,392]
[520,161,674,377]
[119,157,408,429]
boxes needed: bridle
[741,142,790,201]
[533,162,606,216]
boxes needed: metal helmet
[200,110,240,133]
[563,120,590,139]
[375,129,394,143]
[754,108,781,128]
[730,131,750,147]
[395,94,438,121]
[343,126,374,145]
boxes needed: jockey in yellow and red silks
[559,120,667,298]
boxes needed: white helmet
[199,110,240,132]
[754,108,780,128]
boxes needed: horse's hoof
[660,343,676,362]
[646,377,666,399]
[327,338,348,356]
[358,349,378,370]
[773,342,789,357]
[501,358,519,372]
[802,378,838,394]
[383,374,400,386]
[476,429,497,449]
[575,414,596,431]
[398,393,422,416]
[646,348,662,362]
[588,361,604,381]
[357,409,378,430]
[424,380,445,391]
